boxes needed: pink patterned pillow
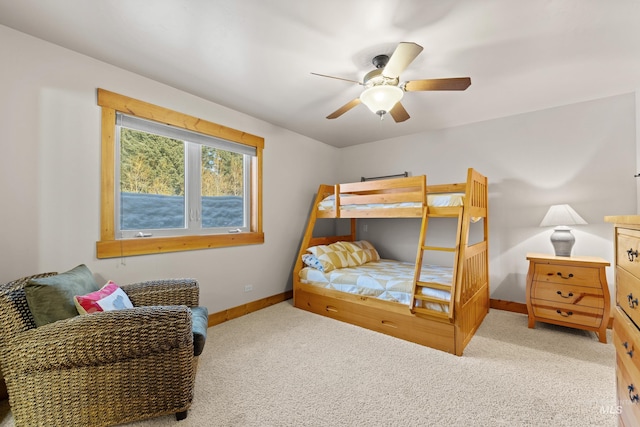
[74,281,134,314]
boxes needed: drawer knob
[624,341,635,358]
[628,249,639,262]
[556,272,574,280]
[556,290,574,298]
[629,384,640,403]
[628,293,639,309]
[556,310,573,317]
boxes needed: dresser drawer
[530,302,603,328]
[614,307,640,382]
[534,263,601,288]
[617,267,640,327]
[618,229,640,279]
[531,281,604,309]
[617,354,640,427]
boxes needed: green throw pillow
[25,264,99,327]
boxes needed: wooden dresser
[525,253,610,343]
[605,216,640,426]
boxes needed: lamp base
[550,226,575,257]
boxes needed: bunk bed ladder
[410,206,465,321]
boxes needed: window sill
[96,232,264,258]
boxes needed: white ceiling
[2,0,640,148]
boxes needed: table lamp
[539,204,587,257]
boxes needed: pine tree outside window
[97,89,264,258]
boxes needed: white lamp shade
[539,204,587,227]
[359,85,403,115]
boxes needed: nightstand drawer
[530,302,603,328]
[617,267,640,327]
[531,281,604,308]
[614,307,640,382]
[617,229,640,279]
[533,263,601,288]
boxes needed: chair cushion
[74,281,134,314]
[25,264,99,327]
[191,306,208,357]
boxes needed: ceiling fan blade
[404,77,471,91]
[389,102,410,123]
[311,72,362,85]
[382,42,424,79]
[327,98,361,119]
[389,101,411,123]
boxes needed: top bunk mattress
[318,193,465,211]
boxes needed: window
[116,114,253,237]
[97,89,264,258]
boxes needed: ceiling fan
[312,42,471,122]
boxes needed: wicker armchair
[0,273,208,427]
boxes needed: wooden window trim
[96,88,264,259]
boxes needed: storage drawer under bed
[294,286,456,353]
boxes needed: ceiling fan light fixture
[359,85,403,117]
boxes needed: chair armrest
[1,306,193,375]
[121,278,199,307]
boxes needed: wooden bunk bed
[292,168,489,356]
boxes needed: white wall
[337,94,637,305]
[2,23,637,313]
[0,25,339,313]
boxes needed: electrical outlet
[362,224,368,232]
[244,284,253,292]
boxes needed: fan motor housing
[363,69,399,88]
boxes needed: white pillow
[74,281,134,315]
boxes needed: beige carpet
[0,300,616,426]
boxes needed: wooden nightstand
[525,253,610,343]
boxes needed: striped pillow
[306,242,357,272]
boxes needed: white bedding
[299,259,452,313]
[318,193,465,211]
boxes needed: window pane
[119,128,186,230]
[201,146,244,228]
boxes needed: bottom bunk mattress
[299,259,452,312]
